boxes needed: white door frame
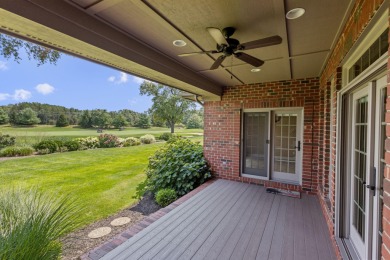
[271,109,303,185]
[241,107,303,185]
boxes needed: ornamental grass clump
[74,137,99,150]
[0,146,34,157]
[144,138,211,196]
[140,134,156,144]
[0,188,84,260]
[122,137,141,147]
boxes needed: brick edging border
[80,179,216,260]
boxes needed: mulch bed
[61,192,161,260]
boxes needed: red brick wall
[316,0,387,257]
[204,78,320,193]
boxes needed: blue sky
[0,52,153,112]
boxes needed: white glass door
[272,110,302,184]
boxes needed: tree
[136,113,151,129]
[112,114,128,129]
[140,81,195,133]
[79,110,92,128]
[14,108,40,125]
[90,109,112,129]
[185,113,203,129]
[0,33,61,66]
[0,108,9,124]
[56,114,69,127]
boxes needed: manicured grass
[0,125,203,145]
[0,144,162,226]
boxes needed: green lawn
[0,144,162,226]
[0,125,203,145]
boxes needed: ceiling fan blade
[210,55,226,70]
[238,35,282,50]
[207,27,228,46]
[234,52,264,67]
[178,50,218,57]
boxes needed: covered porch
[89,179,336,260]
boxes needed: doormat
[265,187,301,199]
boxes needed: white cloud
[132,76,144,85]
[108,72,128,84]
[0,61,8,71]
[13,89,32,100]
[35,83,55,95]
[119,72,128,83]
[0,93,11,101]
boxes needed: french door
[241,109,302,184]
[347,75,386,259]
[272,111,302,183]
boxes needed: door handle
[295,141,301,151]
[366,184,375,191]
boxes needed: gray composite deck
[102,179,336,260]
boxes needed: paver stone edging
[80,179,216,260]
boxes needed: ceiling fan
[179,27,282,70]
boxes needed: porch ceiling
[0,0,353,100]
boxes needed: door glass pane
[243,112,268,177]
[274,113,297,174]
[353,95,368,241]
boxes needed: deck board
[101,179,337,260]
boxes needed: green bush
[122,137,141,147]
[144,138,211,196]
[98,133,120,148]
[33,140,58,154]
[0,146,34,157]
[0,134,15,148]
[74,137,99,149]
[155,189,177,207]
[140,134,156,144]
[0,188,83,260]
[63,140,80,151]
[159,133,175,141]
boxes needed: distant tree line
[0,102,203,129]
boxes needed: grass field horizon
[0,124,203,145]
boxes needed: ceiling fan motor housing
[222,27,236,38]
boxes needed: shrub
[159,133,175,141]
[122,137,141,147]
[33,140,58,154]
[74,137,99,150]
[140,134,156,144]
[144,138,211,196]
[155,189,177,207]
[0,188,83,260]
[0,146,34,157]
[98,133,120,148]
[63,140,80,151]
[0,134,15,148]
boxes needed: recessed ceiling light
[286,8,305,19]
[173,40,187,47]
[251,68,261,72]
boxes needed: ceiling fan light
[251,68,261,72]
[286,8,305,20]
[173,40,187,47]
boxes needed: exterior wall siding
[204,78,320,193]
